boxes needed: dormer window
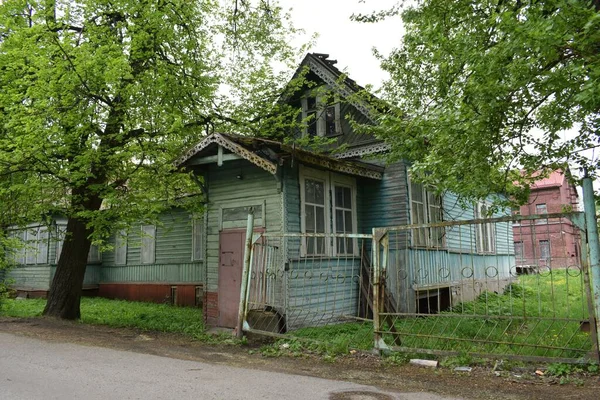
[301,93,341,138]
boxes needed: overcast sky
[279,0,403,90]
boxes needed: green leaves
[0,0,300,238]
[368,0,600,203]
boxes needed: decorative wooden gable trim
[176,133,277,175]
[304,56,377,123]
[333,142,391,159]
[292,151,383,180]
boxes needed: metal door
[218,230,245,328]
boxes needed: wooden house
[6,53,515,329]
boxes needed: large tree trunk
[43,191,103,319]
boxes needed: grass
[287,269,594,360]
[0,297,208,339]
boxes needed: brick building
[513,170,581,269]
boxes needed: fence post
[372,228,381,351]
[237,209,254,338]
[583,175,600,351]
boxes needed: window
[87,244,102,263]
[303,177,327,255]
[334,184,354,255]
[536,203,547,214]
[114,230,127,265]
[514,241,524,261]
[475,202,495,253]
[299,166,357,256]
[539,240,550,261]
[192,217,204,261]
[301,93,341,138]
[141,225,156,264]
[409,181,444,248]
[13,226,49,265]
[55,224,66,263]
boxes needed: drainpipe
[237,209,254,338]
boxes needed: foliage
[355,0,600,203]
[0,0,302,243]
[0,0,305,317]
[0,297,208,337]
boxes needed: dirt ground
[1,317,598,400]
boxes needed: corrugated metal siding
[100,263,202,283]
[205,160,282,292]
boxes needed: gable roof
[285,53,379,123]
[176,133,383,180]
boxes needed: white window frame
[192,216,205,261]
[301,93,341,138]
[114,229,127,265]
[140,225,156,264]
[475,202,495,254]
[408,179,445,248]
[299,166,330,256]
[331,174,358,256]
[299,166,358,257]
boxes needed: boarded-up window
[539,240,550,261]
[141,225,155,264]
[192,218,204,261]
[115,230,127,265]
[514,241,524,261]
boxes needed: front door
[218,230,245,328]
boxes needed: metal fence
[375,212,595,363]
[241,212,599,363]
[243,232,375,350]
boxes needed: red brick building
[513,170,581,269]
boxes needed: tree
[356,0,600,202]
[0,0,301,319]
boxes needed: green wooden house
[7,53,514,329]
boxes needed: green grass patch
[286,269,594,360]
[1,297,207,338]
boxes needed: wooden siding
[204,160,282,292]
[101,208,204,285]
[286,258,360,330]
[443,192,514,255]
[7,265,51,290]
[358,161,409,233]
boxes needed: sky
[278,1,598,191]
[279,0,403,90]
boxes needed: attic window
[301,94,341,138]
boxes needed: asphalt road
[0,333,461,400]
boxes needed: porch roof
[176,133,384,180]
